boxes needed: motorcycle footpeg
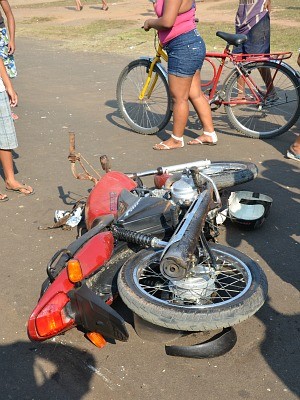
[165,327,237,358]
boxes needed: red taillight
[35,292,75,338]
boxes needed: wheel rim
[226,64,299,136]
[132,248,252,309]
[120,63,170,131]
[202,162,247,176]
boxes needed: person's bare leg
[237,68,275,99]
[291,136,300,154]
[259,68,276,96]
[0,149,33,194]
[236,76,246,98]
[75,0,83,11]
[153,74,192,150]
[101,0,108,9]
[187,71,217,145]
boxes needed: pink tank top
[154,0,196,46]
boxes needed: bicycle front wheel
[201,161,257,190]
[116,59,172,135]
[224,61,300,139]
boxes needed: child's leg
[0,149,33,194]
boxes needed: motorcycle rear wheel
[118,244,267,332]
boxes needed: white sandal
[153,134,184,150]
[187,131,218,146]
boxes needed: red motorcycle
[27,134,267,358]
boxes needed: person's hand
[7,87,18,107]
[264,0,271,12]
[8,40,15,55]
[143,19,152,31]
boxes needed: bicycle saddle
[216,31,248,47]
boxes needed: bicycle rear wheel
[224,61,300,139]
[117,59,172,135]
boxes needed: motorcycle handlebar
[126,160,211,178]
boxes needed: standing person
[143,0,217,150]
[0,58,34,201]
[0,0,18,119]
[75,0,83,11]
[100,0,108,11]
[233,0,276,101]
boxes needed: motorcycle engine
[170,175,198,205]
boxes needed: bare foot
[5,181,34,195]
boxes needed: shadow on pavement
[0,340,96,400]
[224,157,299,396]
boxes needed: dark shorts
[233,13,270,54]
[164,29,206,77]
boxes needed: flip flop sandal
[153,142,172,150]
[6,184,35,196]
[287,148,300,162]
[153,134,184,150]
[187,138,217,146]
[187,132,218,146]
[0,193,9,202]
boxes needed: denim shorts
[233,14,270,54]
[164,29,206,77]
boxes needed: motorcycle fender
[140,56,168,81]
[69,283,129,342]
[28,231,114,341]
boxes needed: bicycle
[116,31,300,139]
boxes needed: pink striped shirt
[154,0,196,46]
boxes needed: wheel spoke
[133,248,251,308]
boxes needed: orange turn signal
[67,259,83,283]
[86,332,107,348]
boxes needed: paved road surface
[0,38,299,400]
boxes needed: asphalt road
[0,37,299,400]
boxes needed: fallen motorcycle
[27,134,268,358]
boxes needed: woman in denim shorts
[143,0,217,150]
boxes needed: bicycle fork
[138,56,162,101]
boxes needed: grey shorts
[0,91,18,150]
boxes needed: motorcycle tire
[200,161,257,190]
[117,244,267,332]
